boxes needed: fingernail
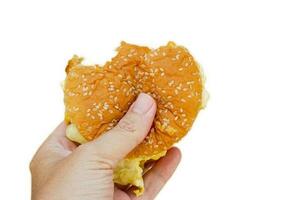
[132,93,154,114]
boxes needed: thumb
[87,93,156,167]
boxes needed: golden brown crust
[64,41,204,158]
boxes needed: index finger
[129,147,182,199]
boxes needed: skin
[30,93,181,200]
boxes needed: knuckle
[116,118,137,134]
[75,144,114,169]
[154,170,169,185]
[76,143,96,154]
[96,157,114,170]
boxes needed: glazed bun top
[64,41,206,158]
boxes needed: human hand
[30,93,181,200]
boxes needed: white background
[0,0,300,199]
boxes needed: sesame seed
[113,96,118,102]
[108,87,114,92]
[178,68,183,71]
[67,92,75,96]
[168,80,174,86]
[97,113,103,119]
[114,105,120,110]
[103,102,109,110]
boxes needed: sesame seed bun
[63,41,206,195]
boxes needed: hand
[30,93,181,200]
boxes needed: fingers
[50,121,67,138]
[88,93,157,166]
[30,122,76,173]
[47,121,77,151]
[130,147,181,200]
[35,122,76,158]
[114,186,130,200]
